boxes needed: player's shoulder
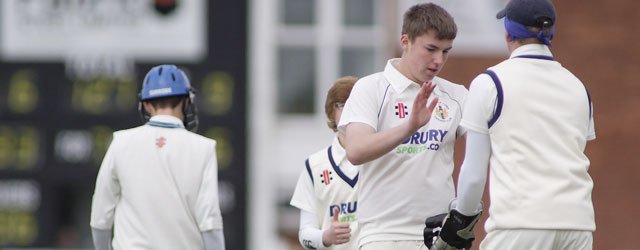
[306,146,331,171]
[349,72,390,100]
[487,59,510,71]
[105,126,145,153]
[354,72,386,88]
[434,76,468,99]
[183,130,215,142]
[182,130,217,147]
[111,125,145,142]
[114,126,215,147]
[488,57,538,73]
[359,71,384,83]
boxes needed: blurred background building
[0,0,638,249]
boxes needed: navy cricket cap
[496,0,556,27]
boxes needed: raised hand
[409,82,439,132]
[322,207,352,247]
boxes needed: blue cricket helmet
[138,64,199,132]
[140,64,191,100]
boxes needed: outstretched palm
[409,82,439,131]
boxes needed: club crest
[433,102,451,122]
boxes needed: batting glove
[424,213,447,249]
[431,209,482,250]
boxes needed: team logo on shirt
[156,136,166,148]
[320,169,333,185]
[433,102,451,122]
[396,130,448,154]
[395,102,409,118]
[329,201,358,222]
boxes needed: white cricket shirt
[290,137,359,250]
[338,59,468,246]
[90,115,223,250]
[461,44,596,232]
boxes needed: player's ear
[143,101,155,115]
[505,32,512,43]
[400,34,410,50]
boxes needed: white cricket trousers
[359,240,427,250]
[480,229,593,250]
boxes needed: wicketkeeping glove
[423,213,447,249]
[431,209,482,250]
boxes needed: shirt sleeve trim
[460,120,490,135]
[305,159,314,185]
[584,86,592,118]
[484,70,504,128]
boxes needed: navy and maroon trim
[484,70,504,128]
[327,146,358,188]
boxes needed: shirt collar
[383,58,445,93]
[149,115,184,126]
[330,136,346,164]
[383,58,419,93]
[509,44,553,59]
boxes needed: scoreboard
[0,1,248,249]
[0,63,247,248]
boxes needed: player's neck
[337,132,346,148]
[396,58,431,85]
[150,108,184,121]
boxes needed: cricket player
[432,0,596,249]
[90,65,226,250]
[338,3,468,250]
[290,76,360,250]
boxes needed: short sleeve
[338,78,381,133]
[587,102,596,140]
[460,74,497,134]
[454,85,469,138]
[290,164,316,213]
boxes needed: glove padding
[423,213,447,248]
[431,209,482,250]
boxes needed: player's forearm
[455,131,490,215]
[299,227,328,250]
[202,229,226,250]
[456,163,486,215]
[345,122,415,165]
[298,209,328,249]
[91,228,113,250]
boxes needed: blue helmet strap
[505,16,554,46]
